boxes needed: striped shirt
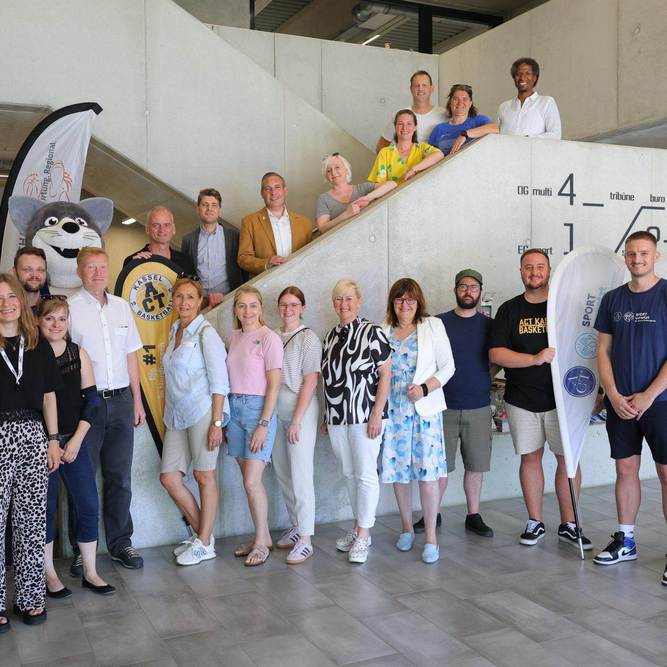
[277,325,322,394]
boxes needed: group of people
[123,58,561,295]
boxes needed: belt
[98,387,129,399]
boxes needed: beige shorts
[444,407,493,473]
[161,407,220,474]
[505,402,563,456]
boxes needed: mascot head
[9,196,113,289]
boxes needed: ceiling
[255,0,547,53]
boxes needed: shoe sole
[662,577,667,586]
[109,556,144,569]
[286,552,314,565]
[176,553,216,566]
[466,528,494,538]
[593,553,637,566]
[348,555,368,563]
[519,533,545,546]
[558,535,594,551]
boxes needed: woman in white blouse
[381,278,455,563]
[272,286,322,564]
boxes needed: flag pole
[568,477,585,560]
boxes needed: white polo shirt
[498,92,561,139]
[268,208,293,258]
[68,288,142,391]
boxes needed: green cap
[455,268,483,287]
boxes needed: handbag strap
[282,326,309,349]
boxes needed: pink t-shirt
[227,325,283,395]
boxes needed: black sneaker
[110,545,144,569]
[69,552,83,578]
[413,513,442,534]
[465,513,494,537]
[662,556,667,586]
[557,523,593,550]
[519,520,545,546]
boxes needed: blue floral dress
[381,330,447,483]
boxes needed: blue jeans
[47,438,99,544]
[226,394,277,462]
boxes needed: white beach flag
[547,246,626,478]
[0,102,102,271]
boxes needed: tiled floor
[2,480,666,666]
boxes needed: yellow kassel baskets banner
[115,257,181,453]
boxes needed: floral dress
[381,330,447,483]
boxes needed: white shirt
[498,92,561,139]
[268,208,293,258]
[68,288,142,390]
[382,106,447,144]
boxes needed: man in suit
[238,172,313,276]
[181,188,245,308]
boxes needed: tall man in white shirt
[68,247,146,569]
[238,172,312,277]
[498,57,561,139]
[376,70,446,153]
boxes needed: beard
[456,294,480,310]
[21,281,44,293]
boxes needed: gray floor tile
[287,605,396,665]
[396,588,507,636]
[541,629,660,667]
[11,607,91,665]
[166,630,256,666]
[347,655,416,666]
[468,589,582,642]
[251,570,335,614]
[363,610,473,666]
[240,632,339,666]
[463,628,578,667]
[21,653,96,667]
[436,559,505,599]
[134,590,220,638]
[82,609,173,666]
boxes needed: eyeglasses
[393,297,417,306]
[623,251,652,259]
[456,284,481,294]
[41,294,68,302]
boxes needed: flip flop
[244,544,270,567]
[235,542,274,557]
[0,610,10,634]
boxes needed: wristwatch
[211,419,223,428]
[258,418,270,427]
[460,130,469,138]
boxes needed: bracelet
[47,433,60,442]
[420,383,429,397]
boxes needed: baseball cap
[455,269,483,286]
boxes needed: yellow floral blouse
[367,142,438,183]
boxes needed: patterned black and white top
[322,317,391,425]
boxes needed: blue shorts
[226,394,277,462]
[605,397,667,465]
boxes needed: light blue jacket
[163,315,230,430]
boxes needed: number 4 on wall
[558,173,576,206]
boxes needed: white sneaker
[336,530,358,552]
[173,535,196,557]
[348,536,371,564]
[176,537,216,566]
[277,526,301,549]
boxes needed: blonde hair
[76,246,107,267]
[0,273,38,350]
[172,277,204,300]
[321,154,352,184]
[232,286,266,330]
[332,279,361,300]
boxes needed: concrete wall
[214,26,440,151]
[438,0,667,141]
[0,0,372,227]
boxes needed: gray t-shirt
[276,325,322,395]
[315,182,375,220]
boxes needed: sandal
[0,610,10,634]
[13,604,47,626]
[235,541,273,557]
[244,544,270,567]
[286,539,314,565]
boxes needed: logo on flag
[563,367,596,397]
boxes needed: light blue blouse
[162,314,230,430]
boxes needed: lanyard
[1,336,24,388]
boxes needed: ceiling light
[362,34,381,45]
[121,218,136,225]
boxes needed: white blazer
[383,316,455,417]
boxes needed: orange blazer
[238,208,313,276]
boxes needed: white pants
[272,386,319,536]
[328,421,385,529]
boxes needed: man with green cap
[413,268,496,537]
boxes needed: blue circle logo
[575,333,598,359]
[563,366,596,397]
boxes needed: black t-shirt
[489,294,555,412]
[0,336,61,413]
[122,245,193,275]
[56,341,83,435]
